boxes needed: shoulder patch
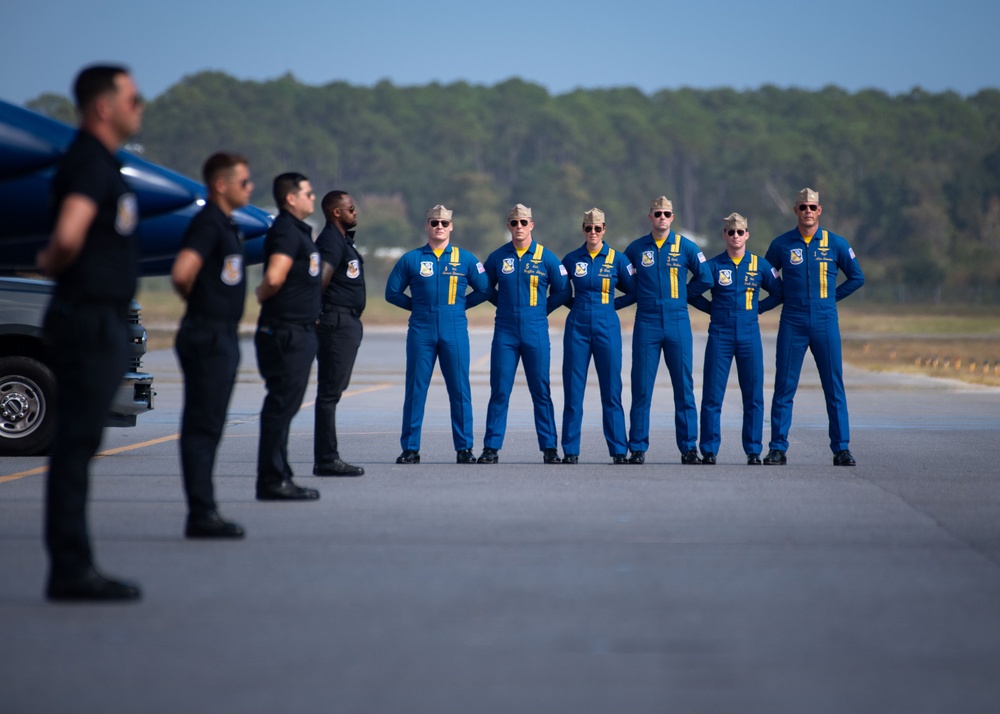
[221,254,243,286]
[626,262,635,275]
[559,264,568,276]
[697,252,706,263]
[476,262,485,273]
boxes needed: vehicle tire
[0,356,55,456]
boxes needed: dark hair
[202,152,248,187]
[272,172,308,210]
[321,190,350,217]
[73,64,130,111]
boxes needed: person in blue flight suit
[559,207,635,464]
[759,188,865,466]
[687,213,782,465]
[385,205,489,464]
[616,196,712,465]
[467,204,571,464]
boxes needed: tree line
[28,72,1000,301]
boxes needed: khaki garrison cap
[426,204,453,220]
[583,207,605,224]
[796,188,820,204]
[723,212,748,231]
[508,204,532,220]
[650,196,673,212]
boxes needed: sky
[2,0,998,105]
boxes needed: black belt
[323,304,362,317]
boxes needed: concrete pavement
[2,326,999,713]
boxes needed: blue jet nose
[0,100,64,179]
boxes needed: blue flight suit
[560,243,635,457]
[467,240,570,451]
[386,243,489,452]
[688,251,782,456]
[760,227,864,453]
[615,232,711,454]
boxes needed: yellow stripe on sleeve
[819,262,828,299]
[530,275,538,306]
[449,275,458,304]
[670,267,678,299]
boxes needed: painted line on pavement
[1,382,393,483]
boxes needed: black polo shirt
[50,130,138,305]
[181,201,245,323]
[259,210,321,324]
[316,223,366,315]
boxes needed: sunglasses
[429,219,451,228]
[727,229,746,237]
[653,210,672,218]
[509,219,529,227]
[798,204,818,212]
[584,225,604,234]
[240,178,252,188]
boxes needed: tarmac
[2,326,1000,714]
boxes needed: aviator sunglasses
[584,225,604,233]
[798,204,818,212]
[509,219,530,227]
[727,229,746,237]
[653,210,672,218]
[429,219,451,228]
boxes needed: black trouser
[314,309,363,468]
[175,316,240,516]
[44,298,129,579]
[254,321,317,484]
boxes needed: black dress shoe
[457,449,477,464]
[763,449,787,465]
[543,448,561,464]
[185,511,245,539]
[477,448,499,464]
[747,453,762,465]
[256,479,320,501]
[47,567,142,602]
[612,454,628,464]
[396,450,420,464]
[681,450,702,465]
[627,451,645,465]
[701,452,716,465]
[563,454,579,465]
[314,458,364,477]
[833,450,857,466]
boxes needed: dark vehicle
[0,276,153,456]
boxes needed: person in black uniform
[171,152,253,537]
[313,191,365,477]
[35,65,144,601]
[254,173,322,501]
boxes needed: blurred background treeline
[27,72,1000,304]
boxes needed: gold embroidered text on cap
[583,207,605,224]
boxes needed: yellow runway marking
[0,382,393,483]
[472,352,491,370]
